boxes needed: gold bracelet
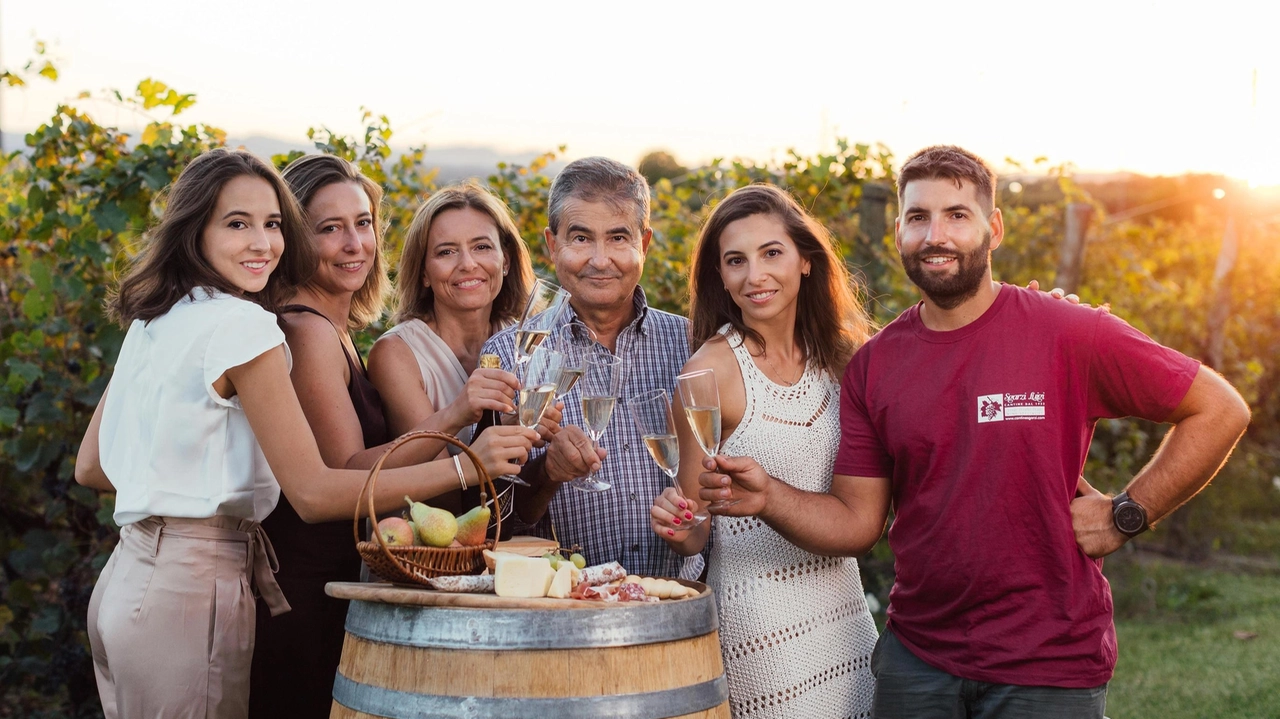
[453,454,468,492]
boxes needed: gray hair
[546,157,651,234]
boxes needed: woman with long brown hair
[648,184,879,718]
[74,148,536,718]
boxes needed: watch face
[1116,505,1145,534]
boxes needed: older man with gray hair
[481,157,699,579]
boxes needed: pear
[405,496,458,548]
[455,505,491,547]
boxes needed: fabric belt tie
[151,517,293,616]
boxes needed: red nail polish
[679,501,687,510]
[673,518,682,525]
[667,529,675,536]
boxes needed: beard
[900,232,992,310]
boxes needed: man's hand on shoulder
[1026,279,1111,314]
[1071,476,1128,558]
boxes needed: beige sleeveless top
[378,318,472,444]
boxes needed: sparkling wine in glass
[571,353,622,493]
[676,368,738,510]
[497,345,564,487]
[514,279,571,372]
[629,388,708,525]
[548,321,596,400]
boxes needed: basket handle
[353,430,501,567]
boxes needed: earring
[503,268,509,276]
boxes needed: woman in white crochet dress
[650,184,879,718]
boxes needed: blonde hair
[281,154,390,329]
[392,182,534,327]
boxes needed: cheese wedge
[547,563,574,598]
[494,554,557,598]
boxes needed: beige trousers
[87,516,290,719]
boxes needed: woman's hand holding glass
[650,486,705,541]
[448,366,520,428]
[466,425,540,482]
[630,387,708,534]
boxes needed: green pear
[406,520,426,546]
[455,505,491,547]
[406,496,457,547]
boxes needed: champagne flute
[548,320,596,401]
[629,388,708,525]
[514,279,571,376]
[497,345,564,487]
[676,368,739,510]
[571,353,622,493]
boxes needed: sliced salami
[427,574,496,593]
[578,561,626,587]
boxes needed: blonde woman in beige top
[368,182,540,512]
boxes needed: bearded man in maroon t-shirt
[696,145,1251,718]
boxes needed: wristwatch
[1112,491,1150,538]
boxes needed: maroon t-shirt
[834,284,1199,687]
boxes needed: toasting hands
[650,487,702,540]
[469,425,539,480]
[450,368,520,425]
[543,425,606,483]
[698,455,773,517]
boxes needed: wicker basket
[354,430,501,585]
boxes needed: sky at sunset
[3,0,1277,185]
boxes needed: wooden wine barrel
[325,581,729,719]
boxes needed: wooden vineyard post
[856,182,892,297]
[1054,202,1094,295]
[1205,215,1240,370]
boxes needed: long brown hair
[281,154,390,329]
[688,184,873,375]
[392,182,534,329]
[107,148,314,325]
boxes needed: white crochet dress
[709,327,878,719]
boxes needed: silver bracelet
[453,454,468,492]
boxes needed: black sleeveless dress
[249,306,389,719]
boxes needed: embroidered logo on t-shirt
[977,392,1046,423]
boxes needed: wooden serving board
[325,580,709,610]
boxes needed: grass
[1106,554,1280,719]
[863,549,1280,719]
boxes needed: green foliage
[1,72,224,716]
[2,49,1278,718]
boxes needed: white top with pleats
[709,326,878,719]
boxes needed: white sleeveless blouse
[100,288,289,526]
[709,326,878,719]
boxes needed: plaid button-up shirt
[481,288,703,579]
